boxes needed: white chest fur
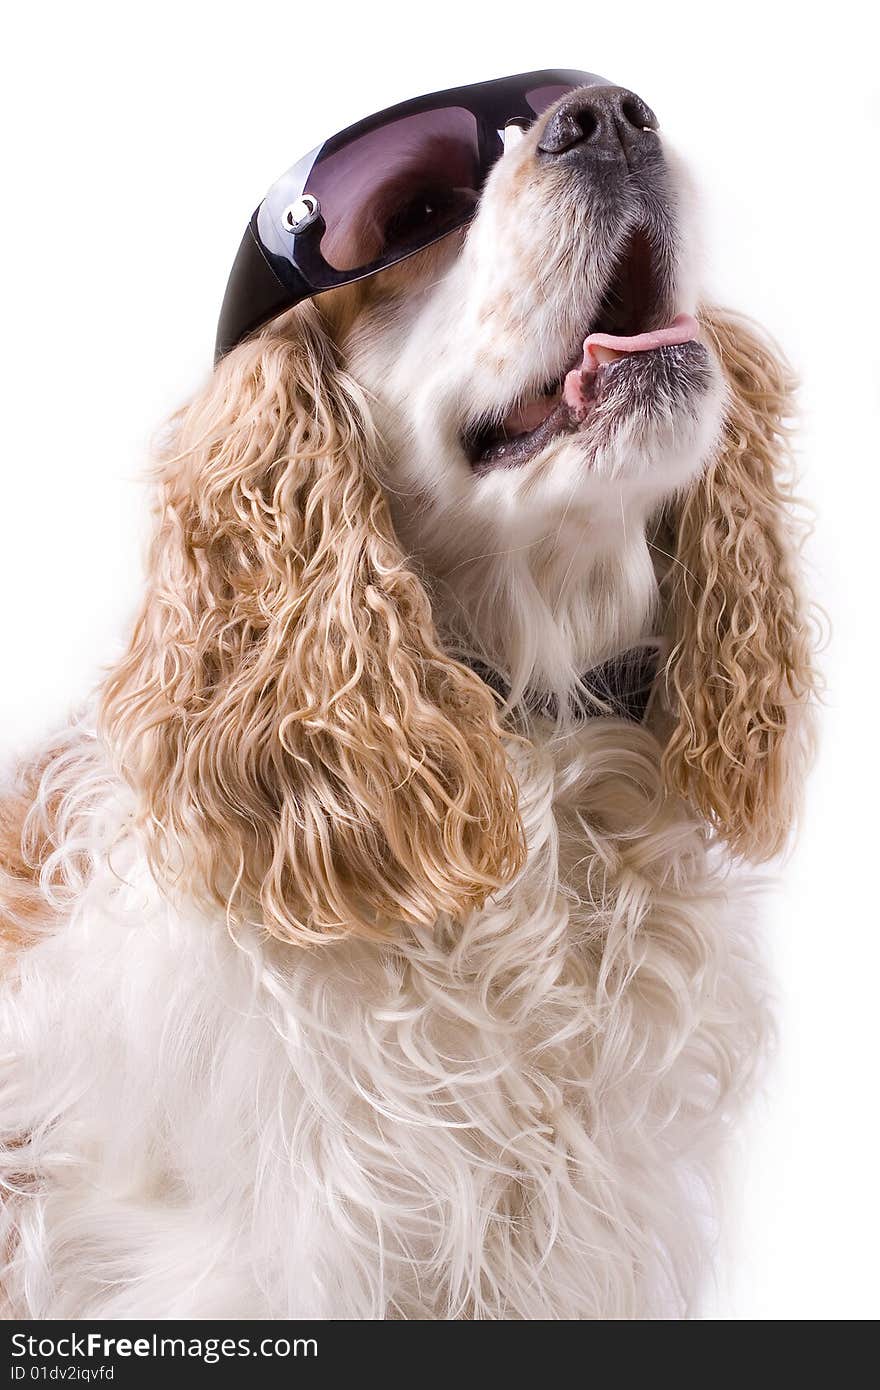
[0,723,764,1319]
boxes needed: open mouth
[463,228,699,471]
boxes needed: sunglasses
[215,69,605,361]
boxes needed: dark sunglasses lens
[304,107,484,272]
[526,83,578,116]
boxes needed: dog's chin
[468,340,719,503]
[468,339,713,478]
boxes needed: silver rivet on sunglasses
[502,120,529,151]
[282,195,321,233]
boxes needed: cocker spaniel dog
[0,71,816,1319]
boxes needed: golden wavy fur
[663,308,817,860]
[0,755,53,952]
[101,308,524,945]
[0,732,113,953]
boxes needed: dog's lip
[469,394,577,471]
[466,315,700,471]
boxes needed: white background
[2,0,877,1319]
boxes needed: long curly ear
[101,307,524,944]
[661,306,818,861]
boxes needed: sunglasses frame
[215,69,604,361]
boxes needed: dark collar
[467,641,663,724]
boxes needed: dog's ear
[661,306,818,861]
[101,306,523,944]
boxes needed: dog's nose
[537,85,659,162]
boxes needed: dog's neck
[428,527,661,702]
[465,640,663,724]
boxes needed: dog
[0,76,816,1319]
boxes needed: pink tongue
[584,311,699,363]
[564,312,699,417]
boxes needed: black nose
[537,85,659,162]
